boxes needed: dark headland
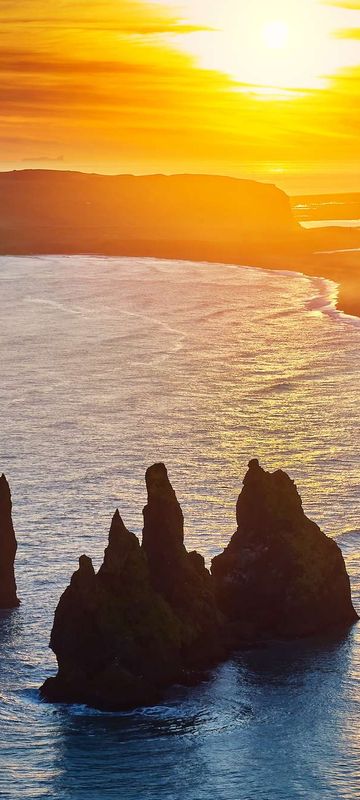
[0,170,359,317]
[41,460,358,712]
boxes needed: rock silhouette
[0,171,298,257]
[41,465,222,710]
[142,464,222,663]
[41,461,358,710]
[212,459,358,639]
[0,474,19,608]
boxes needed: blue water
[0,256,359,799]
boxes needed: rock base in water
[41,461,358,710]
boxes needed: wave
[304,275,360,328]
[314,247,360,254]
[225,261,360,329]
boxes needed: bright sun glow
[262,20,289,50]
[162,0,360,97]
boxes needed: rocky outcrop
[0,474,19,609]
[41,460,358,710]
[212,459,358,639]
[41,465,222,711]
[142,464,222,664]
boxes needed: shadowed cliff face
[0,474,19,609]
[0,171,299,256]
[212,459,358,639]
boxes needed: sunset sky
[1,0,360,192]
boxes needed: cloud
[0,1,209,34]
[0,49,177,75]
[334,26,360,36]
[324,1,360,8]
[0,0,359,180]
[22,155,64,162]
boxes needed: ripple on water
[0,256,359,800]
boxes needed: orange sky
[1,0,360,192]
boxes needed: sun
[262,20,289,50]
[163,0,348,95]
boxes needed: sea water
[0,256,359,800]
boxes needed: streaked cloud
[325,1,360,8]
[0,0,359,191]
[334,26,360,34]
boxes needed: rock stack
[0,474,19,609]
[212,459,358,639]
[41,460,358,710]
[41,464,222,710]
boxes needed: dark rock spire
[40,460,358,711]
[212,460,358,638]
[142,463,186,601]
[142,463,223,661]
[0,474,19,608]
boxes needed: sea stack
[0,474,19,609]
[41,465,222,711]
[142,463,222,662]
[41,460,358,710]
[41,511,182,709]
[211,459,358,639]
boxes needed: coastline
[0,171,358,318]
[1,234,358,319]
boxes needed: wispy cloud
[0,0,359,185]
[326,1,360,7]
[22,155,64,162]
[334,26,360,35]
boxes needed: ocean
[0,255,359,800]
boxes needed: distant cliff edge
[0,170,299,257]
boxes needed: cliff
[0,474,19,609]
[41,460,358,710]
[212,459,358,639]
[0,170,299,256]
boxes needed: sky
[1,0,360,193]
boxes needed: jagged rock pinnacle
[212,460,358,638]
[0,474,19,608]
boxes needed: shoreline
[0,171,358,317]
[1,237,359,320]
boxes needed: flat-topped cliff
[0,170,298,255]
